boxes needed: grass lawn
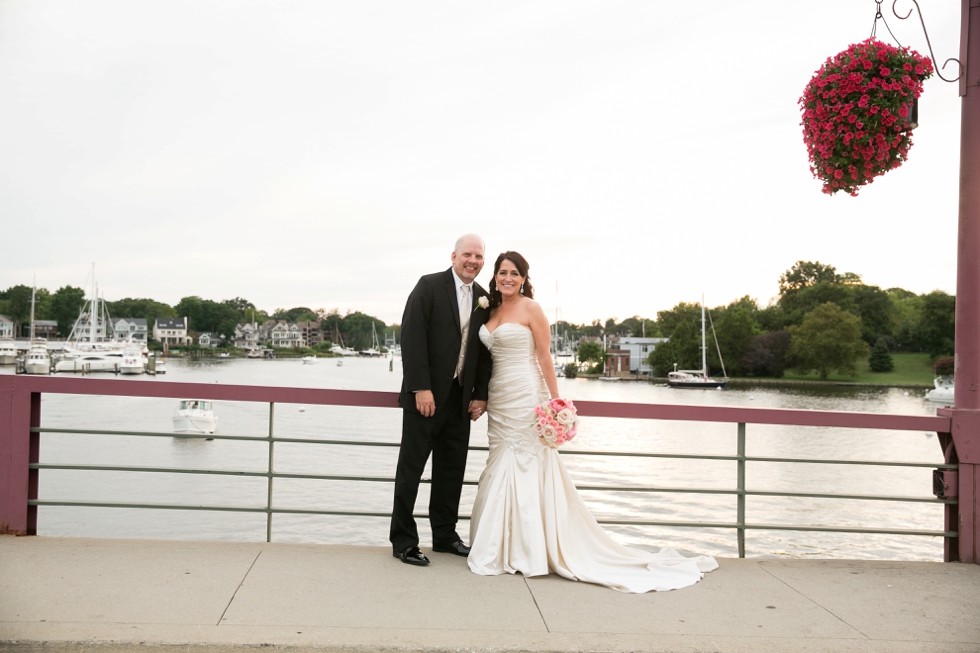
[746,352,936,386]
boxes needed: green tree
[868,337,894,372]
[108,298,177,333]
[778,261,841,295]
[710,304,760,376]
[916,290,955,357]
[576,341,604,364]
[789,303,870,379]
[48,286,87,336]
[853,284,894,344]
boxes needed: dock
[1,536,978,653]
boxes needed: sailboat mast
[701,295,707,378]
[29,279,36,344]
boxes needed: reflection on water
[6,358,946,561]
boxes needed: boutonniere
[474,296,489,312]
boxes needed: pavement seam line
[523,576,550,633]
[759,561,872,640]
[216,549,263,626]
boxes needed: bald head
[451,233,486,284]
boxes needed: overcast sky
[0,1,966,324]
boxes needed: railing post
[946,0,980,565]
[737,422,746,558]
[0,378,37,536]
[27,391,41,535]
[267,402,275,543]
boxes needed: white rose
[555,408,574,425]
[476,296,489,310]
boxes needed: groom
[390,234,493,566]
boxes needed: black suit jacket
[398,268,492,418]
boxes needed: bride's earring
[520,282,525,294]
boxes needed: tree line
[0,286,397,352]
[562,261,954,379]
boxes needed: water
[6,359,947,561]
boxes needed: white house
[198,332,221,348]
[233,322,260,350]
[113,318,147,342]
[261,320,306,348]
[0,314,15,339]
[153,317,192,346]
[617,336,669,375]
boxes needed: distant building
[30,320,59,339]
[233,322,261,350]
[260,320,306,348]
[112,318,147,342]
[71,311,109,341]
[617,336,668,375]
[198,332,222,348]
[296,321,322,347]
[0,314,15,339]
[154,317,192,346]
[604,348,632,377]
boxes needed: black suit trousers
[389,382,470,553]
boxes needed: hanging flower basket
[799,37,933,196]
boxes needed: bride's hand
[468,400,487,421]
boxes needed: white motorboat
[55,349,126,373]
[925,377,954,404]
[302,355,317,364]
[172,400,218,435]
[667,296,728,389]
[24,343,51,375]
[119,347,144,375]
[0,339,17,365]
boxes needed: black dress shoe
[432,539,471,557]
[393,546,430,566]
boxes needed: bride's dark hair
[488,251,534,309]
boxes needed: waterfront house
[0,314,15,339]
[112,318,147,342]
[30,320,59,339]
[617,336,668,375]
[198,332,221,348]
[153,317,192,346]
[71,311,109,341]
[296,321,322,347]
[260,320,306,348]
[233,322,261,350]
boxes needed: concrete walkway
[1,537,978,653]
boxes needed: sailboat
[360,323,382,357]
[24,281,51,375]
[667,296,728,389]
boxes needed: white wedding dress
[468,323,718,593]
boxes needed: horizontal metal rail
[27,499,956,538]
[29,463,958,505]
[31,427,957,470]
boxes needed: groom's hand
[415,390,436,417]
[468,400,487,421]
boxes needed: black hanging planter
[903,97,919,132]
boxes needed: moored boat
[0,339,16,365]
[925,377,954,404]
[666,296,728,389]
[172,400,218,435]
[119,347,145,375]
[24,343,51,375]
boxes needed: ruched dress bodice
[468,322,718,593]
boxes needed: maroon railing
[1,374,956,553]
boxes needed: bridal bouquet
[533,398,579,449]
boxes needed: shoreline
[575,373,931,390]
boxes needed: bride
[467,251,718,593]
